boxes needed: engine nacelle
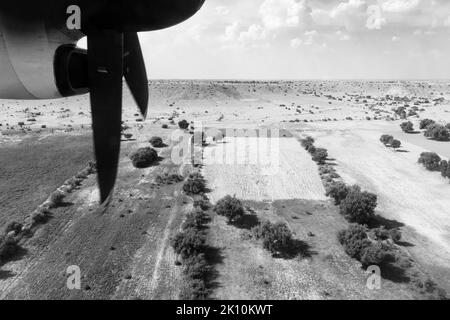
[0,14,85,100]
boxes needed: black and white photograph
[0,0,450,305]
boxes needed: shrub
[420,119,435,130]
[253,221,293,255]
[360,242,388,267]
[183,253,210,280]
[179,278,210,300]
[149,136,165,148]
[130,147,158,168]
[5,221,23,235]
[371,226,390,241]
[312,148,328,164]
[380,135,394,146]
[178,120,190,130]
[424,124,449,141]
[183,173,207,195]
[391,139,401,150]
[418,152,441,171]
[162,124,169,129]
[337,224,371,260]
[326,182,350,205]
[155,173,184,185]
[389,228,402,243]
[171,229,206,259]
[339,186,377,224]
[214,195,245,223]
[49,190,65,208]
[0,234,20,262]
[193,198,211,211]
[440,160,448,178]
[31,208,51,224]
[400,121,414,133]
[183,209,211,231]
[301,136,315,149]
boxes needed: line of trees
[418,152,450,182]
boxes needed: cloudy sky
[137,0,450,79]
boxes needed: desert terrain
[1,80,450,299]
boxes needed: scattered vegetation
[339,186,378,224]
[183,173,207,195]
[214,195,245,224]
[149,136,165,148]
[130,147,158,168]
[400,121,414,133]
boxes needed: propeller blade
[124,32,149,118]
[88,31,124,203]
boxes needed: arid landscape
[1,80,450,300]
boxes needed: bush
[162,124,169,129]
[339,186,377,224]
[418,152,441,171]
[31,208,51,224]
[440,160,448,178]
[389,228,402,243]
[337,224,370,260]
[155,173,184,185]
[312,148,328,164]
[193,198,211,211]
[214,195,245,223]
[183,209,211,231]
[420,119,435,130]
[183,253,210,280]
[253,221,293,255]
[179,278,210,300]
[183,173,207,195]
[130,147,158,168]
[49,191,65,208]
[326,182,350,205]
[360,242,388,267]
[424,124,449,141]
[400,121,414,133]
[380,135,394,146]
[5,221,23,235]
[171,229,206,259]
[149,136,165,148]
[178,120,190,130]
[0,234,20,262]
[391,139,401,150]
[301,136,315,149]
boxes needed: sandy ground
[1,80,450,299]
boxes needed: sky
[83,0,450,80]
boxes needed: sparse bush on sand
[48,190,66,208]
[252,221,294,255]
[178,120,190,130]
[391,139,401,150]
[339,186,377,224]
[400,121,414,133]
[0,234,20,263]
[418,152,441,171]
[424,124,449,141]
[130,147,158,168]
[419,119,435,130]
[380,134,394,146]
[5,221,23,235]
[326,181,350,205]
[312,148,328,164]
[149,136,165,148]
[214,195,245,223]
[183,173,207,195]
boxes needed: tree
[400,121,414,133]
[183,173,207,195]
[391,139,401,150]
[424,124,449,141]
[419,119,435,130]
[337,224,371,260]
[326,182,350,205]
[339,186,377,224]
[418,152,441,171]
[130,147,158,168]
[214,195,245,223]
[178,119,190,130]
[440,160,448,178]
[301,136,315,149]
[360,242,388,267]
[170,229,206,259]
[253,221,293,255]
[312,148,328,164]
[380,134,394,146]
[149,136,165,148]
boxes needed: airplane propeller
[87,30,148,203]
